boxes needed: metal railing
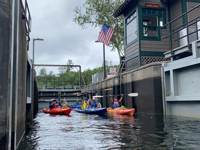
[20,0,32,50]
[161,4,200,55]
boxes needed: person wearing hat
[49,99,57,109]
[110,94,123,108]
[81,97,90,110]
[75,100,80,106]
[90,97,98,108]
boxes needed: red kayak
[43,108,72,115]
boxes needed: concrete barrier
[81,62,164,115]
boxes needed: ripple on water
[18,110,200,150]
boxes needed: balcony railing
[161,4,200,56]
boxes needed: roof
[114,0,169,18]
[113,0,134,18]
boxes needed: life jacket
[81,102,90,110]
[97,102,102,108]
[50,102,57,109]
[113,101,120,108]
[86,102,90,109]
[62,104,68,108]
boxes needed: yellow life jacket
[62,104,68,109]
[81,101,90,110]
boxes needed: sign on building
[110,68,116,74]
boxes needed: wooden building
[114,0,200,71]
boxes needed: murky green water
[18,110,200,150]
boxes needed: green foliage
[37,60,119,87]
[39,68,47,76]
[73,0,124,57]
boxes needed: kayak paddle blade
[93,95,104,98]
[128,93,138,97]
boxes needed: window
[142,8,166,38]
[126,11,137,45]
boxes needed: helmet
[84,97,88,100]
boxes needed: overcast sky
[27,0,120,75]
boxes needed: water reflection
[18,110,200,150]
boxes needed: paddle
[73,92,82,95]
[93,93,138,98]
[103,88,113,91]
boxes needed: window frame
[125,9,138,47]
[139,6,167,41]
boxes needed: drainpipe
[13,0,20,149]
[9,0,20,149]
[161,65,166,118]
[8,0,16,149]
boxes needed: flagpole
[103,44,106,79]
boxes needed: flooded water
[18,110,200,150]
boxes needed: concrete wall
[0,0,13,149]
[15,2,27,146]
[163,40,200,118]
[82,62,164,115]
[0,0,38,149]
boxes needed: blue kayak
[68,105,81,108]
[75,107,107,116]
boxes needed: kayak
[68,105,81,108]
[75,107,107,115]
[43,108,72,115]
[107,108,135,116]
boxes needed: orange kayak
[43,108,72,115]
[107,108,135,116]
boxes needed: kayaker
[110,94,123,108]
[96,98,102,108]
[49,99,57,109]
[75,100,80,105]
[81,97,90,110]
[90,97,98,108]
[56,101,61,108]
[62,100,69,106]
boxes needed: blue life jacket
[75,102,80,105]
[91,102,97,108]
[113,102,120,108]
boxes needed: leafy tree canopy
[37,60,119,87]
[73,0,124,59]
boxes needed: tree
[39,68,47,76]
[73,0,124,60]
[48,71,54,76]
[58,59,74,74]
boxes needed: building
[112,0,200,118]
[114,0,200,71]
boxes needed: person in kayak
[110,94,123,108]
[75,100,80,105]
[49,99,57,109]
[90,97,98,108]
[96,98,102,108]
[61,100,69,108]
[56,101,61,108]
[81,97,90,110]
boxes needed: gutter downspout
[161,65,166,118]
[14,0,20,149]
[8,0,16,149]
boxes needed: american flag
[98,24,115,46]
